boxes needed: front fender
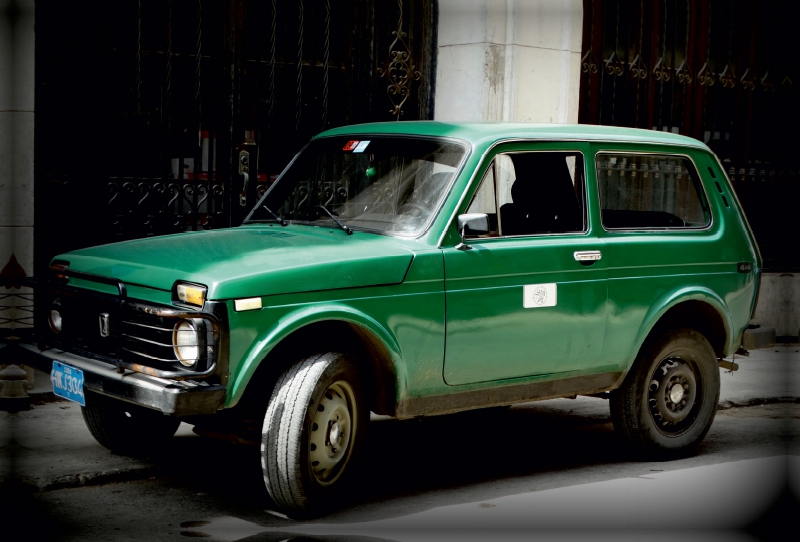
[226,303,406,408]
[627,287,733,371]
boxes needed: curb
[29,391,68,405]
[1,466,161,493]
[717,396,800,410]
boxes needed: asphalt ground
[6,394,798,540]
[1,345,797,492]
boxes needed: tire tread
[262,352,343,510]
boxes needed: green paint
[52,122,759,415]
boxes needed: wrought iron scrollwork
[698,62,715,87]
[675,59,692,84]
[653,57,671,82]
[718,65,735,88]
[628,54,648,79]
[377,0,422,120]
[581,50,598,74]
[108,181,120,205]
[604,52,625,76]
[739,68,756,91]
[698,2,714,88]
[760,71,775,92]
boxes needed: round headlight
[173,320,199,367]
[49,309,62,333]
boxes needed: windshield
[245,136,468,236]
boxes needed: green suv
[29,122,760,512]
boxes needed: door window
[464,152,587,237]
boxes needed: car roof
[317,121,709,151]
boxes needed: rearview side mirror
[456,213,489,250]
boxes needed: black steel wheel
[81,390,181,453]
[610,329,720,456]
[261,352,366,513]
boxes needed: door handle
[574,250,602,262]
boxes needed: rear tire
[81,391,181,453]
[261,352,366,513]
[610,329,720,457]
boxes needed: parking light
[175,283,207,307]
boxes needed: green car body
[30,122,761,511]
[37,122,759,420]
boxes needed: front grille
[41,283,220,378]
[118,306,216,371]
[50,289,120,360]
[120,319,177,362]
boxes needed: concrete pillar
[752,273,800,340]
[434,0,583,123]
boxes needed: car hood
[57,225,416,300]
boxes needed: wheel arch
[628,288,732,372]
[228,305,405,416]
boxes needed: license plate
[51,361,86,406]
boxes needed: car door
[443,143,608,385]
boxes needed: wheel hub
[308,380,357,486]
[668,383,685,403]
[328,421,341,446]
[649,358,698,427]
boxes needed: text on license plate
[51,361,86,406]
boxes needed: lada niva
[27,122,761,512]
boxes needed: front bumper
[19,343,226,416]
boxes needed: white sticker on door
[523,283,557,308]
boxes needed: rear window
[596,153,711,230]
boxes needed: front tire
[261,352,366,512]
[610,329,720,456]
[81,391,181,453]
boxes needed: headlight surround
[173,319,200,367]
[48,308,63,333]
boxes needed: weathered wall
[753,273,800,339]
[434,0,582,123]
[0,0,34,331]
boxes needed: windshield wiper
[261,205,287,226]
[314,205,353,235]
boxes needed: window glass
[597,154,710,229]
[495,154,516,209]
[464,164,498,236]
[498,152,586,236]
[246,136,468,236]
[464,151,587,237]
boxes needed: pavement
[1,345,797,493]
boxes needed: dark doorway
[34,0,437,274]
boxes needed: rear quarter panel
[590,143,758,372]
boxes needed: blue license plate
[51,361,86,406]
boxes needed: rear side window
[597,153,711,230]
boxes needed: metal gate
[33,0,437,275]
[579,0,797,271]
